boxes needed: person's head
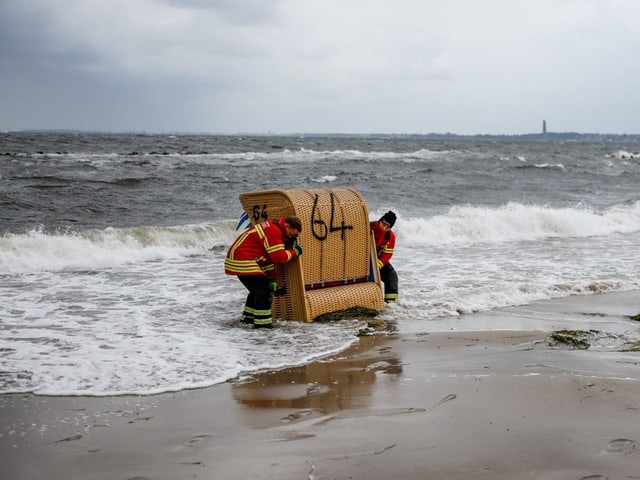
[379,211,396,230]
[283,215,302,239]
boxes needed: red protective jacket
[370,220,396,269]
[225,218,297,278]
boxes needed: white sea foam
[397,201,640,245]
[0,221,237,274]
[57,148,458,167]
[310,175,337,183]
[15,147,640,170]
[611,150,640,159]
[533,163,565,170]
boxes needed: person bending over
[225,215,302,328]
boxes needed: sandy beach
[2,291,639,480]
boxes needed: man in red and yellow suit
[225,215,303,328]
[370,211,398,303]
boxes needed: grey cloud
[158,0,283,25]
[1,0,639,134]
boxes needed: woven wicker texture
[238,188,384,321]
[304,282,384,320]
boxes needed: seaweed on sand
[620,341,640,352]
[314,306,379,323]
[547,330,593,350]
[313,307,393,335]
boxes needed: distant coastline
[4,129,640,142]
[290,132,640,142]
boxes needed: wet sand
[2,291,640,480]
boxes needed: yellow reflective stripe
[384,293,398,303]
[265,246,293,261]
[377,259,384,268]
[241,306,255,322]
[257,223,282,255]
[255,224,267,248]
[225,258,261,267]
[228,230,252,258]
[224,258,263,274]
[253,308,272,325]
[382,246,394,254]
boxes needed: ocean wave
[398,201,640,245]
[610,150,640,160]
[2,148,461,165]
[310,175,337,183]
[0,221,238,274]
[516,163,566,170]
[3,201,640,274]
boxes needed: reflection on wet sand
[232,335,402,413]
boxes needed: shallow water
[2,133,639,395]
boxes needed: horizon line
[4,129,640,137]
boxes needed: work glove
[284,236,297,249]
[293,243,303,256]
[269,281,286,296]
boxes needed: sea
[1,132,639,396]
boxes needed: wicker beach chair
[238,188,385,322]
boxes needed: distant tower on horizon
[542,119,547,134]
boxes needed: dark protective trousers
[238,275,274,327]
[380,263,399,303]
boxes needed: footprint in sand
[605,438,636,454]
[183,434,212,447]
[54,434,82,443]
[280,409,313,423]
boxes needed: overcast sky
[1,0,638,135]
